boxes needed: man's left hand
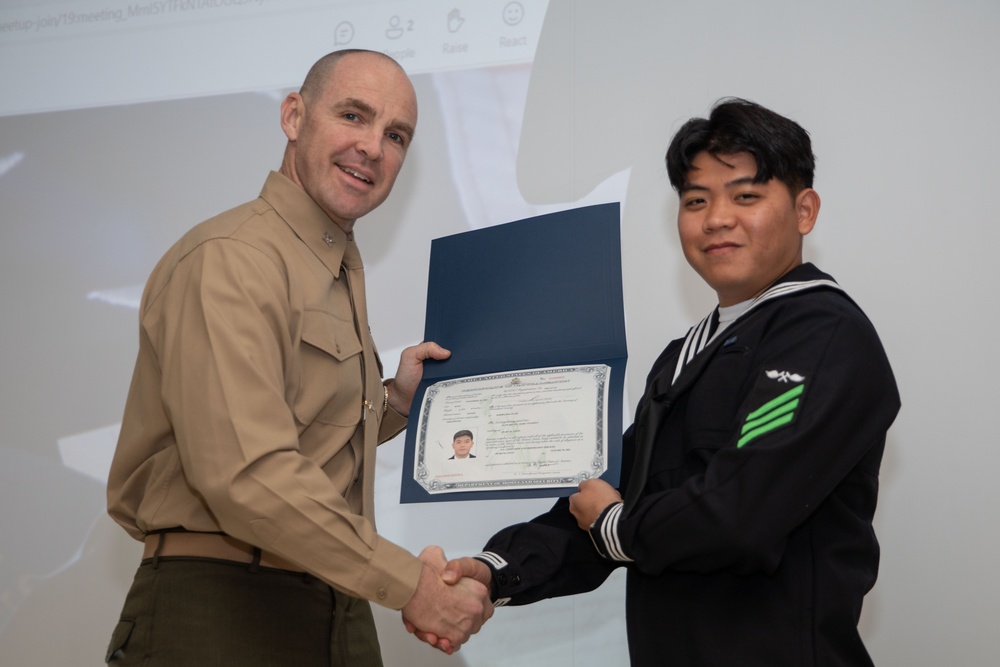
[387,342,451,416]
[569,479,623,530]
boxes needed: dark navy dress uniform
[476,263,900,667]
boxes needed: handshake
[399,546,495,655]
[397,478,623,654]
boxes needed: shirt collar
[258,170,354,278]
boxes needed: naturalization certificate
[412,365,611,494]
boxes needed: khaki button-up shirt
[107,171,421,609]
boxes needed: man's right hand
[439,556,492,590]
[400,547,493,654]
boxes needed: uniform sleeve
[614,303,900,577]
[477,497,621,606]
[148,239,421,609]
[474,344,681,605]
[378,388,408,442]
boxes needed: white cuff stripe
[474,551,508,571]
[600,503,633,562]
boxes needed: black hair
[665,98,815,195]
[452,430,474,441]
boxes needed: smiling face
[503,2,524,25]
[279,52,417,232]
[677,151,819,306]
[452,435,474,458]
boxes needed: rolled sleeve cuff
[377,381,408,443]
[587,502,633,562]
[356,536,423,610]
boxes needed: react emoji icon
[502,1,524,26]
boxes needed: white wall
[1,0,997,665]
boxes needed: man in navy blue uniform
[414,98,899,666]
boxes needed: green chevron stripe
[744,384,804,421]
[737,384,805,449]
[741,398,799,435]
[738,413,795,448]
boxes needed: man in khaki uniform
[105,49,490,666]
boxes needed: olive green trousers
[106,557,383,666]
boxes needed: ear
[795,188,820,236]
[280,92,305,142]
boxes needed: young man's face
[677,151,818,306]
[452,435,474,458]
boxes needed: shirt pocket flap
[301,310,362,361]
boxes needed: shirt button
[497,573,508,585]
[376,588,387,600]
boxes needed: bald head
[299,49,408,105]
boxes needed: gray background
[1,0,997,665]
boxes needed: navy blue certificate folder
[400,203,627,503]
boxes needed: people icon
[386,15,404,40]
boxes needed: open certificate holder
[401,203,627,503]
